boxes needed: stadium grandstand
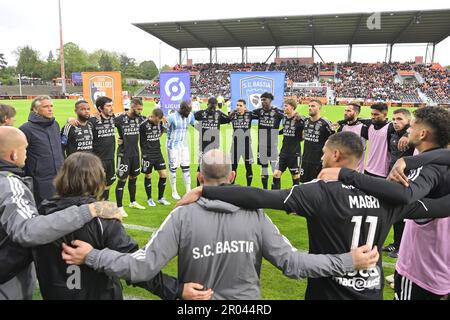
[0,76,82,98]
[2,7,450,303]
[0,84,80,97]
[134,9,450,106]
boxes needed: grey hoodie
[86,197,355,299]
[0,163,98,300]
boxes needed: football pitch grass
[2,99,407,300]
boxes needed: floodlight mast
[58,0,66,95]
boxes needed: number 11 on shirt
[350,216,378,249]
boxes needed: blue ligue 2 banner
[160,72,191,116]
[71,72,82,85]
[230,72,285,112]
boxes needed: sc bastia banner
[160,72,191,116]
[230,72,285,112]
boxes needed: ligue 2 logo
[165,77,186,101]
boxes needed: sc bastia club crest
[249,93,262,109]
[240,76,274,110]
[315,123,321,131]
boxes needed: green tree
[120,54,143,78]
[37,50,59,81]
[47,50,54,62]
[42,60,60,81]
[160,64,172,72]
[99,53,113,71]
[61,42,90,75]
[139,60,158,79]
[15,46,44,77]
[89,49,120,71]
[123,65,143,78]
[0,66,17,85]
[120,54,136,70]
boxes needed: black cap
[260,92,274,100]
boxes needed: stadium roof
[133,9,450,49]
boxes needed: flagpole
[58,0,66,96]
[18,73,22,96]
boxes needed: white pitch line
[123,224,157,233]
[124,294,147,300]
[381,261,396,268]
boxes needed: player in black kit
[61,100,93,157]
[194,97,230,186]
[252,92,284,189]
[91,97,117,201]
[67,97,117,201]
[272,98,304,189]
[300,99,334,183]
[139,108,171,207]
[184,132,450,300]
[317,107,450,300]
[115,98,147,216]
[229,99,253,186]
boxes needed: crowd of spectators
[287,87,327,97]
[268,61,317,83]
[137,61,449,103]
[416,64,450,104]
[331,62,423,102]
[318,62,335,72]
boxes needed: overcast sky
[1,0,449,68]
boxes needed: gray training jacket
[86,197,355,299]
[0,171,94,247]
[0,167,97,300]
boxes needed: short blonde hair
[284,98,297,109]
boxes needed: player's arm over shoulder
[404,148,450,169]
[281,181,324,218]
[322,118,335,133]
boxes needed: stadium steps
[134,86,147,96]
[394,73,403,84]
[414,72,425,84]
[417,89,429,103]
[0,85,80,95]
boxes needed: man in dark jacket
[19,95,64,205]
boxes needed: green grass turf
[3,99,405,300]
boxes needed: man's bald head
[199,149,235,186]
[0,127,28,167]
